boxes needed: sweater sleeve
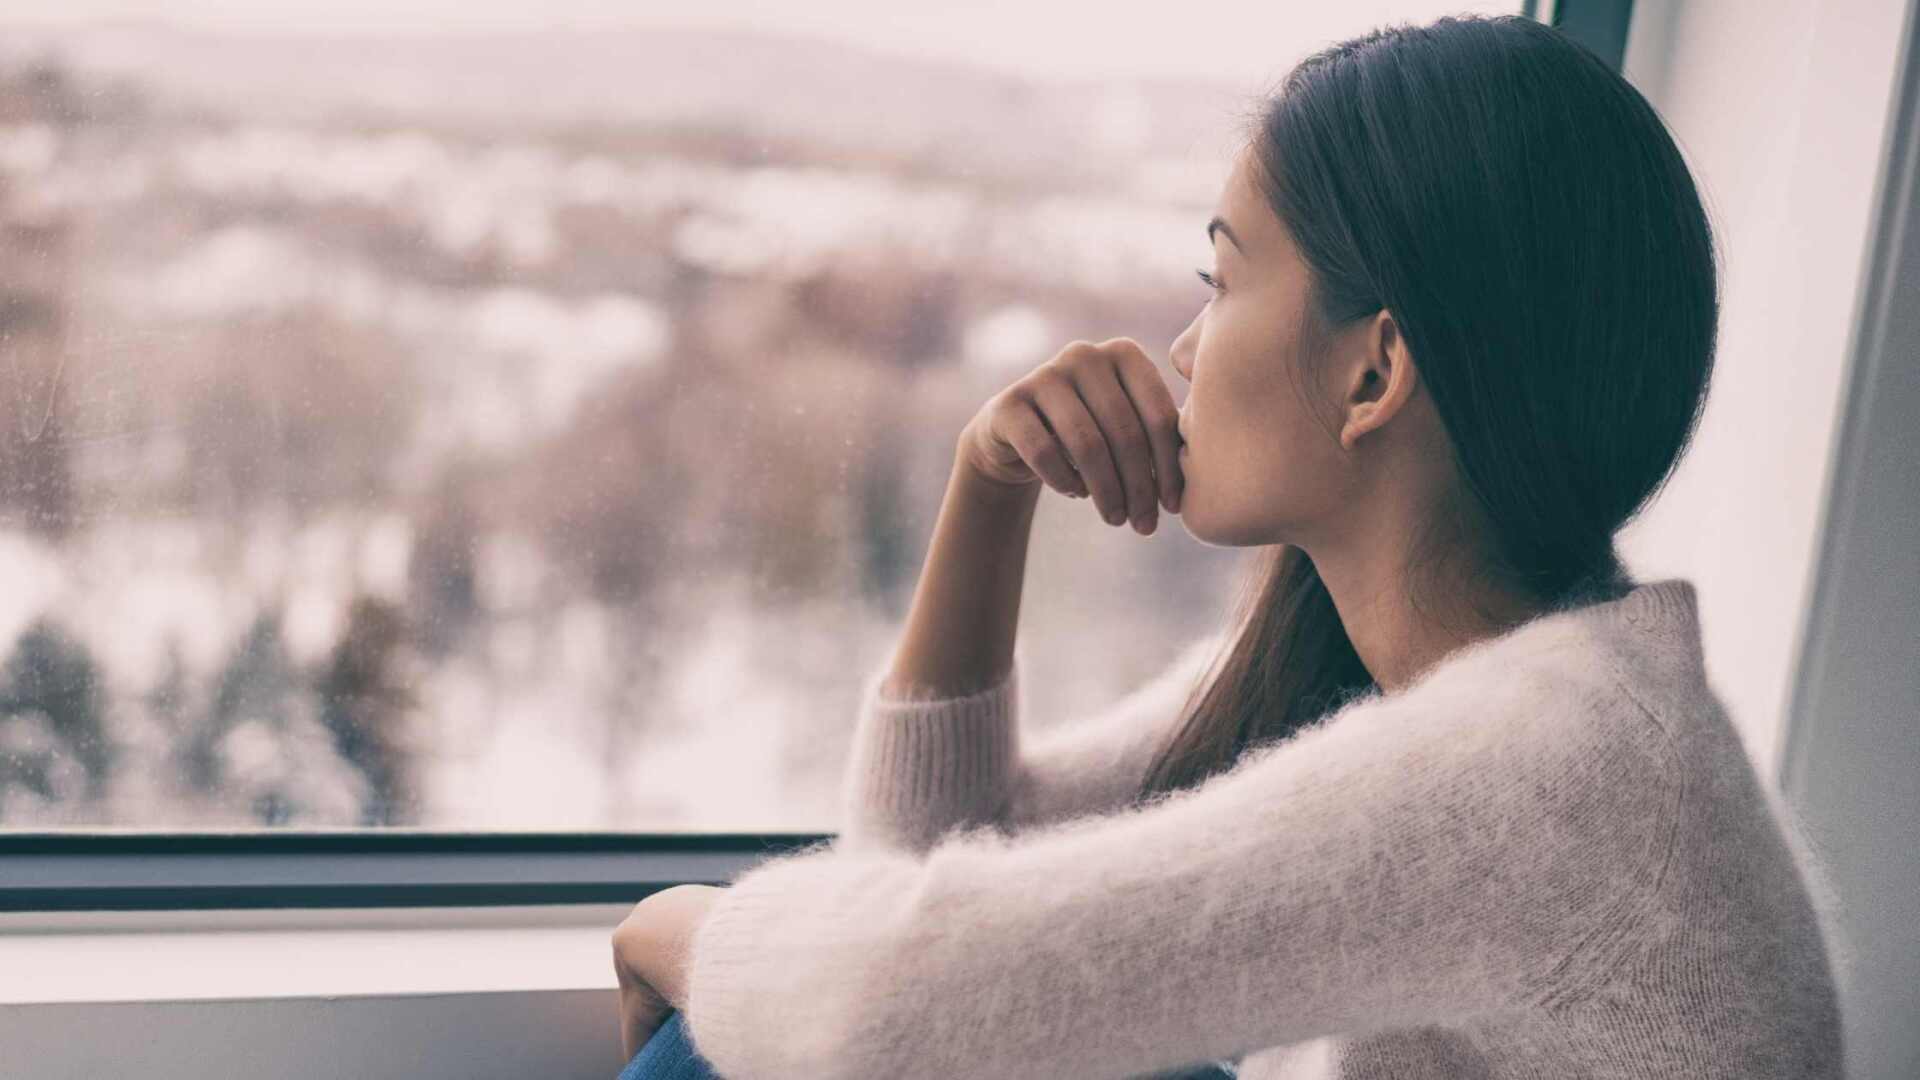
[683,665,1682,1080]
[835,631,1229,854]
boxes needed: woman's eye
[1194,268,1224,295]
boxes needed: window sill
[0,902,632,1004]
[2,904,642,1079]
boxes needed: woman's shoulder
[1270,622,1690,857]
[1400,587,1726,764]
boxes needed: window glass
[0,2,1517,830]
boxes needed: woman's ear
[1338,310,1418,452]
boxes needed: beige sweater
[683,578,1845,1078]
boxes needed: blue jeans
[617,1010,721,1080]
[615,1009,1240,1079]
[614,1006,1244,1076]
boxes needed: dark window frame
[0,832,832,911]
[0,0,1632,914]
[1532,0,1637,70]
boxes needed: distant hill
[0,22,1251,188]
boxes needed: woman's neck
[1310,545,1544,696]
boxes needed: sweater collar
[1586,577,1699,640]
[1392,577,1706,700]
[1532,575,1705,675]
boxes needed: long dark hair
[1138,14,1719,800]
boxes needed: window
[1,2,1544,855]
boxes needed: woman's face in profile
[1169,145,1359,550]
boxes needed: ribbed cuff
[839,651,1022,852]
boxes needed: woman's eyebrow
[1207,215,1246,256]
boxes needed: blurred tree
[501,365,682,605]
[146,638,194,787]
[192,617,282,798]
[409,471,483,658]
[0,619,108,811]
[172,613,369,827]
[317,595,418,826]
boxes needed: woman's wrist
[952,429,1046,503]
[953,447,1045,505]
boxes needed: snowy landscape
[0,22,1258,831]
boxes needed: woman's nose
[1170,321,1196,383]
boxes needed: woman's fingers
[999,396,1088,498]
[621,986,673,1061]
[1103,339,1185,516]
[1068,366,1158,532]
[613,955,673,1060]
[972,337,1181,531]
[1031,376,1127,525]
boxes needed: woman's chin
[1173,488,1200,538]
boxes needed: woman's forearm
[880,443,1043,699]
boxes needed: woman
[610,13,1845,1079]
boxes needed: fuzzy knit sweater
[682,578,1845,1079]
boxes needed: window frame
[1531,0,1638,70]
[0,0,1631,915]
[0,832,831,911]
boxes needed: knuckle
[1059,340,1105,368]
[1056,340,1098,365]
[1103,336,1149,365]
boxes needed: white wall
[1615,0,1914,775]
[1770,0,1920,1070]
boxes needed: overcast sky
[0,1,1517,85]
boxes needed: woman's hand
[958,337,1185,535]
[612,884,727,1059]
